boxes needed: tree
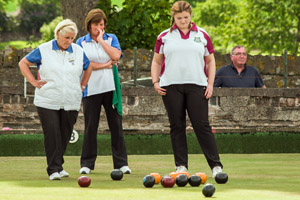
[97,0,118,17]
[106,0,175,50]
[193,0,300,55]
[185,0,205,7]
[192,0,240,54]
[18,0,60,34]
[60,0,98,37]
[245,0,300,55]
[58,0,206,50]
[0,0,12,32]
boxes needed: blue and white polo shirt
[154,23,214,87]
[76,33,122,97]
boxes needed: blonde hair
[54,19,78,39]
[85,9,107,33]
[170,1,192,32]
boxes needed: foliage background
[193,0,300,55]
[101,0,175,50]
[0,0,9,32]
[1,0,300,55]
[17,0,60,34]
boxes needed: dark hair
[231,45,246,55]
[85,9,107,33]
[170,1,192,32]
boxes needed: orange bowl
[150,172,161,184]
[195,172,207,184]
[169,172,179,180]
[177,171,190,178]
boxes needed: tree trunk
[60,0,98,37]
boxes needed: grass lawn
[0,40,31,50]
[0,154,299,200]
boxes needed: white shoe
[80,167,91,174]
[49,172,61,180]
[59,170,69,178]
[176,165,188,173]
[120,166,131,174]
[212,166,222,178]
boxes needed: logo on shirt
[68,57,75,65]
[194,37,201,43]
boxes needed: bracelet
[153,81,159,85]
[81,85,86,89]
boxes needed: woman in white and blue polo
[151,1,224,178]
[76,9,130,175]
[19,19,91,180]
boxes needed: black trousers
[37,107,78,176]
[81,91,128,169]
[162,84,223,169]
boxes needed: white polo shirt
[76,33,122,97]
[25,40,90,111]
[154,23,214,87]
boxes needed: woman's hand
[154,82,166,96]
[105,60,119,69]
[204,54,216,99]
[31,79,47,89]
[80,85,86,92]
[19,57,47,89]
[90,59,120,70]
[112,60,120,66]
[204,84,213,99]
[97,28,105,42]
[105,60,113,69]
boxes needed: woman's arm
[151,53,166,95]
[19,57,46,88]
[204,53,216,99]
[97,29,121,60]
[89,60,113,70]
[80,65,92,91]
[151,53,163,83]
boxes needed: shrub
[40,16,63,42]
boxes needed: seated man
[214,45,266,88]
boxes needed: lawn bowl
[188,175,201,187]
[202,183,215,197]
[161,176,175,188]
[169,172,179,180]
[175,174,188,187]
[78,176,91,187]
[215,172,228,184]
[111,169,123,181]
[195,172,207,184]
[143,175,155,188]
[150,172,161,184]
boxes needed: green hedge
[0,132,300,156]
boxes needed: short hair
[170,1,192,32]
[54,19,78,39]
[231,45,246,55]
[85,9,107,33]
